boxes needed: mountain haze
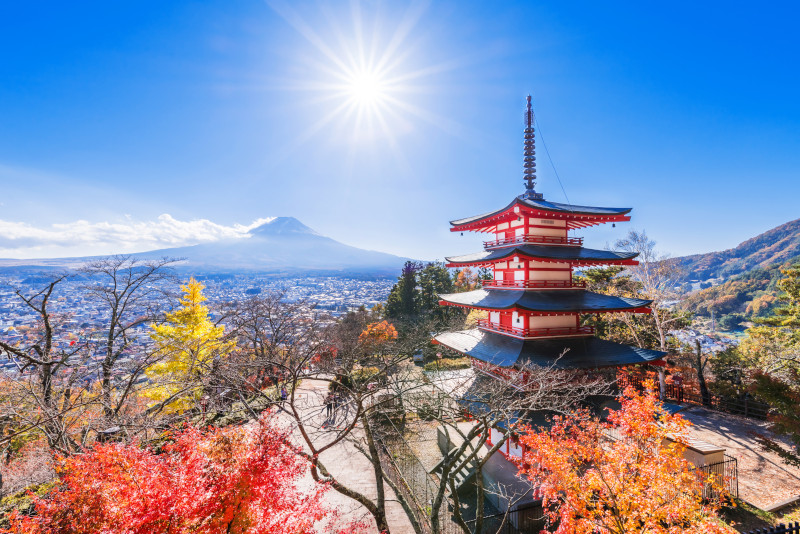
[674,218,800,282]
[0,217,410,276]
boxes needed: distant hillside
[0,217,410,277]
[680,265,786,329]
[674,218,800,283]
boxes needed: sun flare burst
[267,0,465,160]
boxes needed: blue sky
[1,1,798,261]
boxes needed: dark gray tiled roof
[445,245,638,264]
[435,329,666,369]
[439,289,651,312]
[451,196,632,226]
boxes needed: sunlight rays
[265,0,466,154]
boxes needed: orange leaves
[358,320,398,344]
[517,384,733,534]
[8,415,350,534]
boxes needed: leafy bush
[423,358,471,372]
[351,366,382,387]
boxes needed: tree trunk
[695,340,711,407]
[362,413,390,533]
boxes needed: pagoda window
[494,270,503,281]
[514,270,526,282]
[512,311,525,327]
[497,222,509,231]
[489,311,500,325]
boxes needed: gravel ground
[681,405,800,510]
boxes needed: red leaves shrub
[8,415,349,534]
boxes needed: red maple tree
[517,383,733,534]
[8,414,362,534]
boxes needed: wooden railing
[476,319,594,339]
[481,279,586,290]
[483,234,583,249]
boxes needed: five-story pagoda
[434,97,666,371]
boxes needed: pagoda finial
[522,95,543,200]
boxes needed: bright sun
[347,72,386,106]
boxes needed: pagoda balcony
[476,319,595,339]
[483,234,583,249]
[481,279,587,290]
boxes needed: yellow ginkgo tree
[145,277,234,413]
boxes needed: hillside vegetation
[680,265,786,329]
[674,218,800,283]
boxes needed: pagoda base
[434,329,666,369]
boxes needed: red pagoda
[434,96,666,371]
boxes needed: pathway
[281,378,416,534]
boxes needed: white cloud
[0,215,276,259]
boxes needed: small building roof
[445,245,638,266]
[434,329,666,369]
[439,288,651,313]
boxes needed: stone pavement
[280,378,415,534]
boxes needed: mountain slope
[0,217,410,276]
[674,218,800,282]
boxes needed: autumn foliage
[517,383,732,534]
[358,320,398,344]
[8,414,350,534]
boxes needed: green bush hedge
[423,357,471,372]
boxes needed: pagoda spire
[522,95,543,200]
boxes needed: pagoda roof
[445,244,638,266]
[451,196,632,231]
[439,288,651,313]
[434,329,666,369]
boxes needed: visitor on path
[280,386,288,404]
[325,392,334,418]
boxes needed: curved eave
[450,197,632,233]
[438,288,652,313]
[444,245,639,267]
[434,329,666,369]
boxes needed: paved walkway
[682,406,800,510]
[281,379,415,534]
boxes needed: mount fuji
[0,217,411,276]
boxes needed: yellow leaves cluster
[144,277,234,413]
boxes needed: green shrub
[351,366,382,386]
[424,357,471,372]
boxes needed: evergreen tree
[385,261,420,319]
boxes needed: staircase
[430,439,480,493]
